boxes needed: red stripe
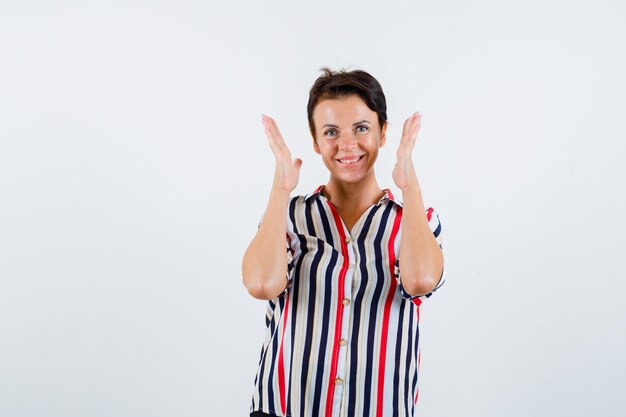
[414,351,422,404]
[277,294,290,414]
[375,206,403,417]
[426,207,434,222]
[386,188,395,201]
[324,201,350,417]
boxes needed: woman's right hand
[263,115,302,193]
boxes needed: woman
[242,68,445,417]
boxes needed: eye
[323,129,338,138]
[355,125,369,133]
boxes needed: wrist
[270,187,291,199]
[400,182,421,194]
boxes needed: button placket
[333,235,355,402]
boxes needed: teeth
[339,157,360,164]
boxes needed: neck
[323,173,384,210]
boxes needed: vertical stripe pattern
[250,187,445,417]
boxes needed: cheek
[364,135,381,148]
[320,142,337,155]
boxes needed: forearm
[398,181,444,296]
[242,188,291,300]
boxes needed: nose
[338,130,357,151]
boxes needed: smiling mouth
[337,155,364,165]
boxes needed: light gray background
[1,1,625,416]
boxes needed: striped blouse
[250,186,444,417]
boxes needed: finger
[404,113,421,142]
[263,115,280,139]
[263,115,282,153]
[401,116,412,140]
[399,116,416,149]
[268,116,288,148]
[409,112,421,139]
[263,115,289,155]
[397,113,421,157]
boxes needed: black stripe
[311,201,338,416]
[433,219,441,238]
[404,303,414,416]
[305,197,316,234]
[392,299,406,417]
[347,205,381,416]
[316,198,334,248]
[410,307,420,412]
[363,203,393,412]
[257,300,280,410]
[266,296,285,413]
[253,343,264,410]
[298,200,323,417]
[288,196,301,236]
[312,249,338,416]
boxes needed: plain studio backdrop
[1,1,625,416]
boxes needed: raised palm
[392,112,421,191]
[263,115,302,193]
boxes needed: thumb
[293,158,303,172]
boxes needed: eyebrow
[322,120,371,129]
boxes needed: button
[335,377,343,385]
[345,237,351,244]
[339,339,347,346]
[342,298,351,306]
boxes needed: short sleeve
[396,206,445,304]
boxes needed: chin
[331,170,372,185]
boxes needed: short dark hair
[307,67,388,137]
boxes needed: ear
[312,130,321,154]
[379,122,388,148]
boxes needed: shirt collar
[304,185,402,207]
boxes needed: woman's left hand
[392,112,421,191]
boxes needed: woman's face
[312,94,387,185]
